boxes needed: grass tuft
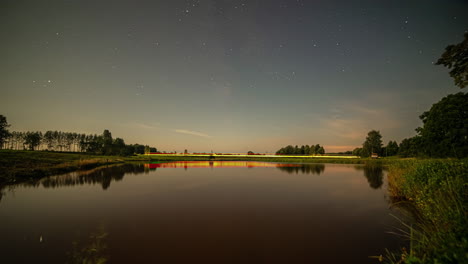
[386,159,468,264]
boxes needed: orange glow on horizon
[144,161,301,169]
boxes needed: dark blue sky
[2,0,467,152]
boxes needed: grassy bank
[0,150,127,183]
[386,159,468,263]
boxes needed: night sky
[2,0,467,153]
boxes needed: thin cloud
[123,122,160,130]
[175,129,211,138]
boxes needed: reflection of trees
[67,226,109,264]
[276,164,325,175]
[40,164,146,190]
[355,165,384,189]
[0,164,146,203]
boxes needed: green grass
[386,159,468,263]
[0,150,127,183]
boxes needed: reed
[386,159,468,263]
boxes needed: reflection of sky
[0,163,400,263]
[1,1,467,153]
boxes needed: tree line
[0,117,157,156]
[352,130,399,158]
[352,34,467,159]
[276,144,325,155]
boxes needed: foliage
[398,137,422,158]
[385,141,399,156]
[276,144,325,155]
[416,92,468,158]
[0,115,10,149]
[101,130,113,155]
[0,115,157,156]
[362,130,383,157]
[24,131,42,150]
[352,147,363,157]
[387,159,468,264]
[436,33,468,89]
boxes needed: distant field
[144,153,373,164]
[147,153,360,159]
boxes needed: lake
[0,161,404,263]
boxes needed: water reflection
[0,164,146,192]
[0,162,385,201]
[355,165,385,189]
[67,226,109,264]
[145,161,301,169]
[276,163,325,175]
[0,162,400,263]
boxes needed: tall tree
[317,146,325,155]
[102,130,113,155]
[24,131,42,151]
[436,33,468,89]
[0,115,10,149]
[416,92,468,158]
[362,130,383,157]
[113,138,126,155]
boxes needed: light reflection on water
[0,162,401,263]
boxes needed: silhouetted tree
[101,130,113,155]
[276,144,325,155]
[113,138,126,155]
[398,136,422,157]
[362,130,383,157]
[24,131,42,151]
[133,144,145,154]
[385,141,399,156]
[436,33,468,89]
[317,146,325,155]
[416,92,468,157]
[0,115,10,149]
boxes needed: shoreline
[0,150,385,184]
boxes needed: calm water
[0,162,403,263]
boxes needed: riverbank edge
[1,150,466,262]
[0,150,389,184]
[385,159,467,264]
